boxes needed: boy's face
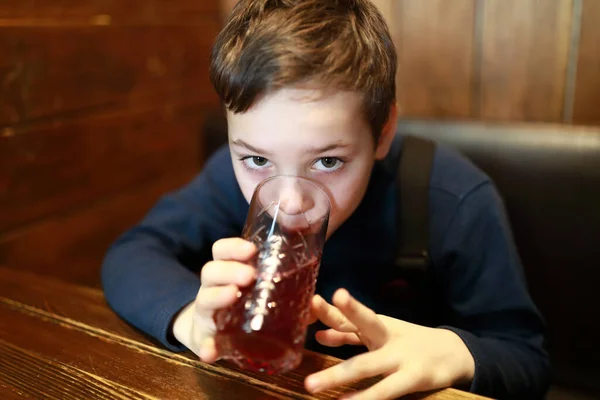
[227,87,395,239]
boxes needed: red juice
[214,228,321,374]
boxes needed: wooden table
[0,267,489,399]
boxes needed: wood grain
[0,103,205,233]
[0,169,198,287]
[393,0,476,118]
[0,0,219,26]
[0,26,217,126]
[0,267,156,343]
[0,339,154,399]
[573,0,600,125]
[0,281,369,399]
[0,1,221,287]
[479,0,573,122]
[0,300,291,399]
[0,267,488,399]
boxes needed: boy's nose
[278,183,315,216]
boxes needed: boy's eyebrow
[231,139,351,155]
[309,142,351,154]
[231,139,271,156]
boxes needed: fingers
[195,285,239,312]
[315,329,362,347]
[305,350,398,394]
[312,294,358,332]
[339,371,418,400]
[333,289,388,345]
[200,260,256,288]
[212,238,256,261]
[192,239,258,366]
[198,246,257,331]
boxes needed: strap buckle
[394,251,430,273]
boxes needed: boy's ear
[375,103,398,160]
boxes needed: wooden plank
[0,339,154,400]
[573,0,600,125]
[0,279,363,400]
[0,272,329,399]
[0,267,156,343]
[0,25,218,126]
[0,102,208,234]
[0,303,290,399]
[0,167,201,287]
[393,0,476,118]
[0,268,489,399]
[0,0,219,26]
[479,0,573,122]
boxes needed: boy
[102,1,550,398]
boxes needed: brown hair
[209,0,397,140]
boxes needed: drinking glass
[214,175,331,374]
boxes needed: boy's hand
[172,238,257,362]
[305,289,475,400]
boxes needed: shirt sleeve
[437,181,551,399]
[101,147,246,351]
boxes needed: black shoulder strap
[395,135,436,273]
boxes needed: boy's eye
[251,156,269,166]
[314,157,344,172]
[241,156,272,170]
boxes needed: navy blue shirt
[102,134,550,399]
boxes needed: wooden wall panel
[0,1,221,286]
[0,26,217,125]
[0,105,206,232]
[393,0,476,119]
[479,0,573,122]
[0,1,219,26]
[573,0,600,125]
[0,170,196,287]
